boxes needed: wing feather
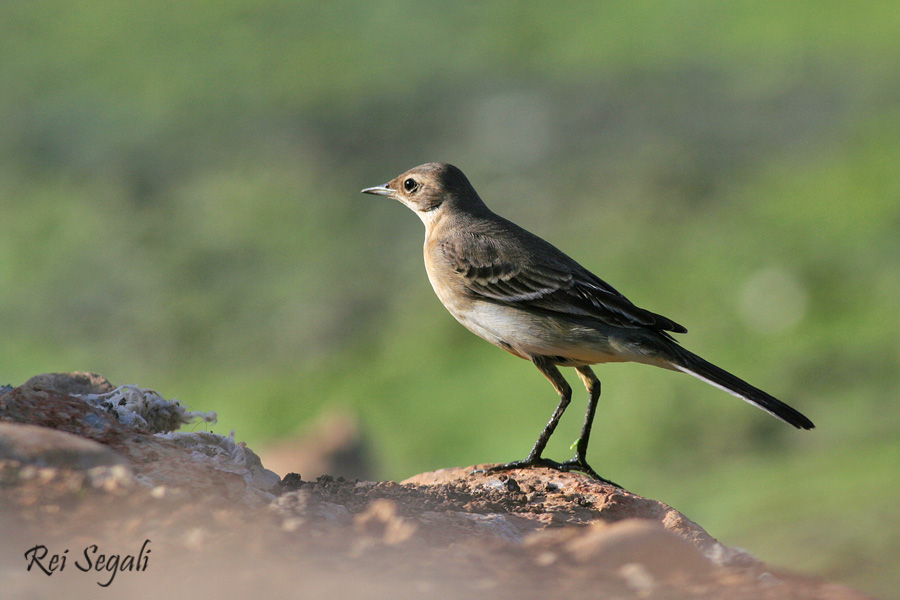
[439,233,686,334]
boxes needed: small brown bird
[363,162,814,484]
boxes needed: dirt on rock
[0,373,874,600]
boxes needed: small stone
[281,517,306,532]
[22,372,114,396]
[619,562,656,595]
[354,499,417,545]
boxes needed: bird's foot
[555,455,620,487]
[474,456,620,488]
[474,456,561,475]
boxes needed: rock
[561,519,712,579]
[1,374,273,503]
[353,499,418,545]
[0,373,875,600]
[0,384,127,442]
[405,465,725,557]
[0,422,126,470]
[21,372,114,396]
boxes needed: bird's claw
[554,456,620,487]
[473,456,620,488]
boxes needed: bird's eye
[403,178,419,193]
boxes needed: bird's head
[362,162,485,224]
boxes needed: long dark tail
[671,348,814,430]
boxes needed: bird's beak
[361,183,393,197]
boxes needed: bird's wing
[438,232,687,334]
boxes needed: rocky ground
[0,373,875,599]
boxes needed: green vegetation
[2,2,898,597]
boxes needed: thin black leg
[572,365,600,461]
[523,356,572,461]
[479,359,619,487]
[479,356,570,474]
[552,366,618,486]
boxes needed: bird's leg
[572,366,600,461]
[479,356,571,475]
[523,356,572,462]
[479,361,619,487]
[556,366,617,485]
[477,358,619,486]
[553,366,619,486]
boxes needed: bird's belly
[445,299,630,366]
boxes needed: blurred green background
[2,1,898,596]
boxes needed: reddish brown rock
[0,373,875,600]
[405,465,721,554]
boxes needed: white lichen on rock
[158,429,281,494]
[76,385,217,433]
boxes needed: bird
[362,162,814,485]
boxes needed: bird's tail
[670,347,814,430]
